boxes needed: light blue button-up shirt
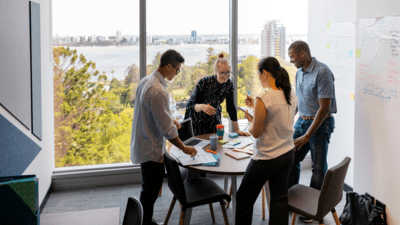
[295,57,337,116]
[130,70,178,164]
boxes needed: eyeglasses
[219,72,231,78]
[172,65,180,75]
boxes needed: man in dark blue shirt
[287,41,337,223]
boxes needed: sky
[53,0,308,37]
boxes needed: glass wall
[147,0,230,129]
[52,0,308,168]
[237,0,308,126]
[53,0,140,167]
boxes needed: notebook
[225,150,251,160]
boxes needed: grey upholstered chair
[122,197,143,225]
[288,157,351,225]
[163,153,231,225]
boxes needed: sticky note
[349,93,355,100]
[356,49,361,57]
[327,22,331,29]
[327,43,330,50]
[349,50,354,58]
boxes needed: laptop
[178,118,210,147]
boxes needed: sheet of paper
[171,150,217,166]
[194,140,210,148]
[222,137,253,149]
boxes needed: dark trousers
[235,149,294,225]
[140,160,165,225]
[288,117,335,190]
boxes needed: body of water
[68,44,262,80]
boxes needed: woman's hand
[237,130,251,136]
[245,95,255,108]
[202,104,216,116]
[244,110,253,122]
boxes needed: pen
[233,142,241,146]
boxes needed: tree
[53,46,108,166]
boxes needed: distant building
[116,30,122,42]
[191,30,197,43]
[147,35,152,44]
[261,20,286,60]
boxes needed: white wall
[308,0,356,187]
[354,0,400,224]
[0,0,54,206]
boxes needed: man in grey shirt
[130,49,197,225]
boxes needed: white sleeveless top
[252,89,298,160]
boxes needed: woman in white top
[235,57,298,225]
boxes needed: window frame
[53,0,240,189]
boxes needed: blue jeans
[288,116,335,190]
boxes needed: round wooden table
[169,133,253,225]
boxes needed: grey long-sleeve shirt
[130,70,178,164]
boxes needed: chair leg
[291,213,297,225]
[331,208,340,225]
[319,219,324,225]
[220,201,230,225]
[262,187,265,220]
[179,209,186,225]
[226,184,232,208]
[209,203,216,223]
[159,182,163,196]
[164,197,176,225]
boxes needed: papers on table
[222,137,253,149]
[194,140,210,148]
[171,146,217,166]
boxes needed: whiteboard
[327,22,356,92]
[357,16,400,111]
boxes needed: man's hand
[245,95,255,108]
[182,146,197,158]
[294,135,310,151]
[202,104,216,116]
[237,130,251,136]
[173,119,181,129]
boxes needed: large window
[237,0,308,122]
[53,0,139,167]
[53,0,307,168]
[147,0,230,129]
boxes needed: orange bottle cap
[216,124,224,128]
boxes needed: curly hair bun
[218,53,224,58]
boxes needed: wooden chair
[288,157,351,225]
[163,153,231,225]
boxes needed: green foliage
[54,46,297,167]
